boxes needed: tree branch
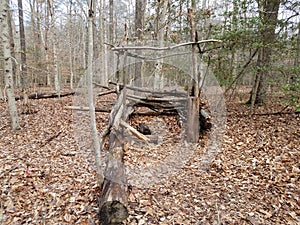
[106,39,222,52]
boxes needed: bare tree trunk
[186,0,200,142]
[87,0,103,184]
[68,0,74,90]
[98,0,107,86]
[17,0,28,90]
[48,0,60,93]
[109,0,114,43]
[7,4,17,87]
[135,0,146,40]
[292,22,300,83]
[154,0,168,89]
[45,2,51,86]
[0,0,21,130]
[134,0,147,87]
[250,0,280,104]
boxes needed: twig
[0,165,18,178]
[40,131,63,147]
[0,124,8,131]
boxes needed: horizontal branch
[126,86,186,96]
[65,106,111,113]
[127,94,187,102]
[107,39,222,52]
[15,91,75,100]
[108,81,186,96]
[98,89,117,97]
[93,82,110,89]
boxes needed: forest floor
[0,87,299,224]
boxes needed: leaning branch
[225,48,259,94]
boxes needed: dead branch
[40,131,62,147]
[99,90,133,224]
[126,85,186,97]
[65,106,111,113]
[98,89,117,97]
[0,166,18,178]
[225,48,259,94]
[15,91,75,100]
[93,82,110,89]
[119,119,149,142]
[108,39,222,52]
[126,93,187,102]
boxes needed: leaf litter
[0,89,299,224]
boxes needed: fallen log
[99,89,132,224]
[93,82,110,89]
[15,91,75,100]
[65,106,111,113]
[109,80,186,96]
[99,144,129,224]
[98,89,117,97]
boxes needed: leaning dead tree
[97,82,212,223]
[99,89,131,224]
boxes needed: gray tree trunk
[0,0,21,130]
[7,3,17,87]
[18,0,28,90]
[154,0,168,89]
[187,0,200,142]
[135,0,146,40]
[109,0,114,43]
[87,0,103,184]
[250,0,280,105]
[68,0,74,90]
[48,0,60,93]
[134,0,147,87]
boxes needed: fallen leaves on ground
[0,88,299,224]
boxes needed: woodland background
[0,0,299,106]
[0,0,300,224]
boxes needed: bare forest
[0,0,299,224]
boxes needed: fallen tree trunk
[99,89,132,224]
[98,89,117,97]
[15,91,75,100]
[98,85,212,223]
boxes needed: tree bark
[17,0,28,90]
[187,0,200,142]
[135,0,146,40]
[154,0,168,90]
[87,0,103,184]
[48,0,60,92]
[0,0,21,130]
[134,0,147,87]
[7,5,17,87]
[109,0,114,43]
[68,0,74,90]
[250,0,280,104]
[99,90,131,224]
[292,22,300,83]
